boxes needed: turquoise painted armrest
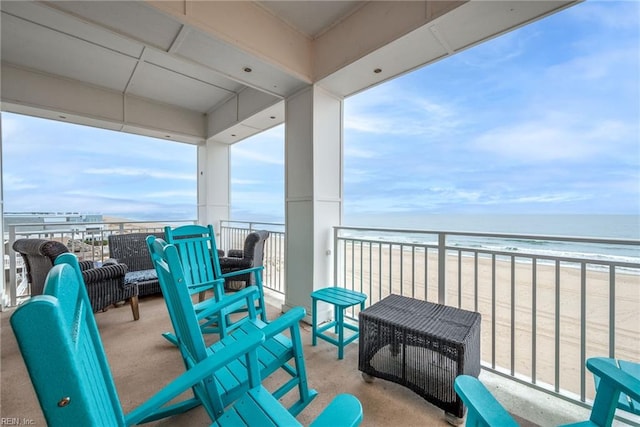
[259,306,305,340]
[310,394,363,427]
[126,329,265,425]
[193,285,259,320]
[588,357,640,403]
[221,265,264,280]
[187,277,224,295]
[454,375,519,427]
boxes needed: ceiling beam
[147,0,313,83]
[1,64,206,144]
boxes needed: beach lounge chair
[146,235,319,416]
[454,357,640,427]
[10,253,362,426]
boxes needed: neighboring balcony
[3,218,639,425]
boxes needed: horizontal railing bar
[334,237,639,268]
[336,225,640,246]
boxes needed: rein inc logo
[0,419,35,425]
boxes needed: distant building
[4,212,104,233]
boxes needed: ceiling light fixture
[270,116,276,120]
[243,67,252,73]
[374,68,382,74]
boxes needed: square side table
[311,287,367,360]
[358,294,481,419]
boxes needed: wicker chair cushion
[124,269,157,286]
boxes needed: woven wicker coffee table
[358,294,481,421]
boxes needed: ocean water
[343,214,640,265]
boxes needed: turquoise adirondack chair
[593,358,640,416]
[10,253,362,426]
[146,235,319,417]
[164,224,268,327]
[454,357,640,427]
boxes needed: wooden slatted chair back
[10,253,125,427]
[163,224,222,295]
[165,224,268,323]
[146,236,227,417]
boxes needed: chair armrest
[193,285,260,320]
[81,264,128,285]
[227,249,244,258]
[187,277,225,297]
[259,306,305,340]
[454,376,518,427]
[126,329,265,425]
[310,394,363,427]
[219,256,252,270]
[588,357,640,403]
[221,265,264,280]
[78,260,95,271]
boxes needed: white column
[0,116,5,310]
[284,85,343,321]
[197,140,231,233]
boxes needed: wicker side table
[358,294,481,420]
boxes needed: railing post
[333,227,338,287]
[8,225,17,307]
[438,232,446,305]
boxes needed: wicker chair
[220,230,269,290]
[12,238,139,321]
[107,232,165,297]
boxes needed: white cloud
[232,178,263,185]
[345,83,463,137]
[1,114,23,140]
[2,173,38,190]
[232,146,284,165]
[545,46,638,83]
[344,146,376,159]
[84,167,195,181]
[568,1,639,31]
[471,119,633,162]
[145,190,197,199]
[344,167,389,185]
[507,193,590,204]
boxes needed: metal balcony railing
[5,218,638,418]
[219,220,285,295]
[333,225,640,415]
[3,219,195,308]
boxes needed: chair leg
[287,322,318,416]
[337,308,345,360]
[312,297,318,346]
[130,295,140,320]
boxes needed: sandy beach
[336,244,640,400]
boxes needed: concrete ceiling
[0,1,578,145]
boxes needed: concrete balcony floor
[0,290,602,426]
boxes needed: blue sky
[3,0,639,224]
